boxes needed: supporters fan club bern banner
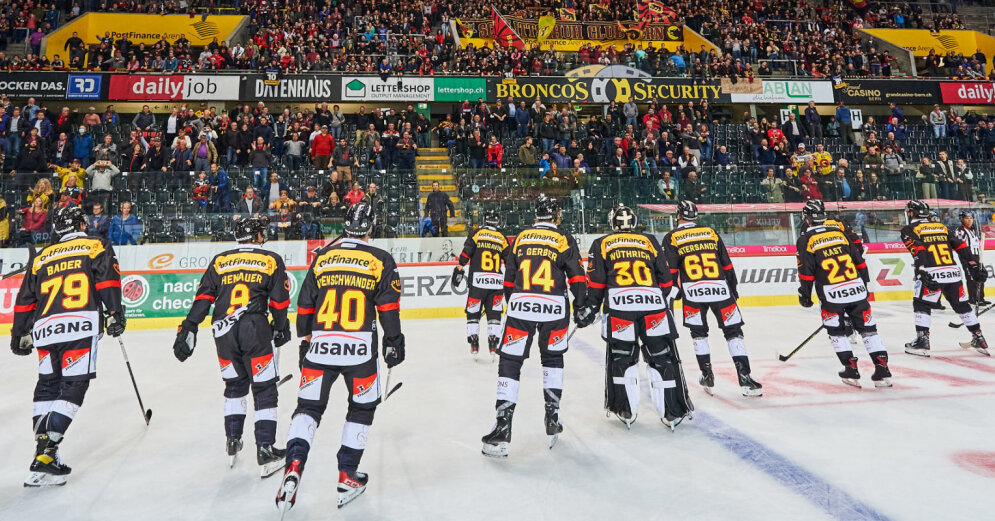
[455,16,683,52]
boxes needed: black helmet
[52,205,86,236]
[609,204,638,232]
[906,199,930,219]
[483,209,501,228]
[344,200,375,237]
[676,200,698,221]
[959,210,973,220]
[802,199,826,223]
[234,215,268,243]
[535,195,560,221]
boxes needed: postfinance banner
[455,16,683,52]
[491,65,727,103]
[43,14,246,62]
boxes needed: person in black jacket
[13,139,47,188]
[425,181,455,237]
[141,137,170,191]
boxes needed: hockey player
[583,204,693,430]
[953,211,990,307]
[796,200,892,387]
[481,195,592,457]
[173,216,291,477]
[453,209,510,356]
[663,200,762,397]
[276,201,404,513]
[902,200,989,356]
[11,206,126,487]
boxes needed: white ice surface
[2,302,995,521]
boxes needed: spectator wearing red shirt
[343,181,365,207]
[310,126,335,170]
[486,135,504,168]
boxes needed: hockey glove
[299,339,309,369]
[451,266,465,287]
[173,323,197,362]
[272,320,292,348]
[10,334,32,356]
[916,269,941,291]
[968,262,988,282]
[383,334,406,368]
[105,311,126,337]
[798,288,813,308]
[573,304,596,328]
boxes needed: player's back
[505,223,582,321]
[665,223,733,302]
[902,220,960,269]
[797,224,867,301]
[466,227,508,282]
[207,246,286,321]
[589,231,669,311]
[306,238,397,334]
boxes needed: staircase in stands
[416,147,465,234]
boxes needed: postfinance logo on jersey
[32,239,105,274]
[314,250,384,279]
[601,233,656,258]
[670,228,718,247]
[514,229,568,253]
[214,252,278,275]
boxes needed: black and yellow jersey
[184,245,290,332]
[663,222,737,303]
[796,224,869,305]
[296,238,401,365]
[825,218,862,247]
[12,232,123,345]
[458,226,510,290]
[504,222,586,320]
[587,232,673,312]
[901,219,971,283]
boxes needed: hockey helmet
[959,210,973,220]
[52,205,87,236]
[535,195,560,222]
[344,200,375,237]
[802,199,827,223]
[483,209,501,228]
[234,215,269,243]
[675,200,698,221]
[906,199,930,219]
[609,204,638,232]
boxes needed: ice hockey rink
[2,302,994,521]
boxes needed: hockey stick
[566,312,602,343]
[277,374,294,387]
[2,244,35,280]
[117,337,152,425]
[778,325,824,362]
[381,367,403,402]
[949,302,995,328]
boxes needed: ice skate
[736,362,764,397]
[871,358,893,388]
[661,413,688,432]
[839,357,861,387]
[960,331,990,356]
[337,470,368,508]
[257,445,286,478]
[481,401,514,458]
[698,366,715,396]
[905,331,930,357]
[275,459,302,519]
[614,411,637,429]
[24,434,70,488]
[468,334,479,356]
[544,402,563,448]
[227,437,243,468]
[488,336,499,360]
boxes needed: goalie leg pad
[605,340,639,417]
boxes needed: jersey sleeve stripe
[269,299,290,310]
[722,264,734,270]
[14,303,36,312]
[194,294,216,303]
[377,302,400,311]
[955,243,967,250]
[855,262,867,269]
[95,280,121,290]
[568,275,586,284]
[503,281,515,287]
[297,306,315,314]
[588,280,606,289]
[799,273,815,281]
[659,281,673,288]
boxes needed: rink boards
[0,238,992,331]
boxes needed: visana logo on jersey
[823,280,868,305]
[306,331,375,365]
[608,287,665,311]
[31,311,99,347]
[507,293,567,321]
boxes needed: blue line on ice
[570,335,893,521]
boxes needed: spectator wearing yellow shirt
[26,178,55,210]
[268,189,297,216]
[50,158,86,189]
[789,142,813,176]
[813,143,833,177]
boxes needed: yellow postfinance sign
[43,13,246,61]
[862,29,995,72]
